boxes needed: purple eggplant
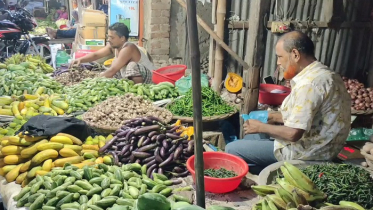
[150,168,157,179]
[142,138,151,146]
[158,168,164,175]
[187,140,194,153]
[134,125,160,136]
[171,179,182,185]
[143,156,155,164]
[137,136,146,147]
[166,133,181,140]
[172,171,190,177]
[147,164,157,178]
[173,166,184,173]
[125,129,136,141]
[168,144,177,154]
[109,151,119,165]
[138,144,158,152]
[132,151,152,158]
[129,154,136,163]
[159,152,174,168]
[142,117,153,125]
[99,136,118,153]
[120,157,130,162]
[151,135,157,142]
[135,159,142,164]
[145,159,156,167]
[154,147,164,163]
[120,145,131,156]
[160,147,166,158]
[117,130,129,138]
[129,145,134,152]
[174,145,183,160]
[145,116,161,123]
[148,131,158,138]
[117,142,128,147]
[162,139,169,149]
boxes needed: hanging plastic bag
[175,74,209,95]
[241,110,268,123]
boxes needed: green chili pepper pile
[167,87,235,117]
[301,163,373,209]
[204,168,237,178]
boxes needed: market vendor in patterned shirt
[70,23,155,84]
[226,31,351,175]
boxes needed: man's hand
[267,111,283,124]
[243,119,264,134]
[69,59,81,68]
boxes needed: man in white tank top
[70,23,155,84]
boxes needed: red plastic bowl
[152,65,187,85]
[186,152,249,193]
[259,84,291,106]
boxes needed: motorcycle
[0,7,51,64]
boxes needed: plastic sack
[241,110,268,123]
[175,74,209,95]
[347,128,373,141]
[16,115,94,140]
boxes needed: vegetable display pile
[301,163,373,209]
[65,78,179,112]
[343,77,373,111]
[0,132,114,186]
[204,168,237,178]
[0,92,69,120]
[251,162,366,210]
[0,69,63,96]
[1,53,55,74]
[30,20,57,36]
[55,69,99,86]
[83,94,173,129]
[98,116,194,178]
[0,118,27,137]
[13,163,234,210]
[167,87,235,117]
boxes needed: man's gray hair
[279,31,315,58]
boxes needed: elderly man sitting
[226,31,351,175]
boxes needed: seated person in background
[56,6,68,20]
[46,10,78,39]
[225,31,351,175]
[98,0,108,15]
[69,23,155,84]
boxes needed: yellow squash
[24,135,47,142]
[53,156,83,167]
[50,136,73,145]
[63,145,82,153]
[27,166,42,178]
[56,133,82,145]
[36,142,64,151]
[0,165,17,176]
[1,145,25,155]
[59,148,79,157]
[42,159,53,171]
[4,155,26,165]
[7,136,32,146]
[31,149,58,167]
[20,160,32,173]
[21,139,48,158]
[5,163,23,183]
[15,171,27,184]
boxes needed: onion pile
[343,77,373,111]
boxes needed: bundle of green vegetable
[65,78,179,113]
[166,87,235,117]
[204,168,237,178]
[301,163,373,209]
[0,69,64,96]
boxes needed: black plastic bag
[16,115,93,140]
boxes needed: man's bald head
[277,31,315,58]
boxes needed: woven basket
[361,151,373,168]
[172,111,237,123]
[351,108,373,115]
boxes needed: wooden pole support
[176,0,249,70]
[213,0,226,93]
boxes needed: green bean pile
[167,87,235,117]
[301,163,373,209]
[204,168,237,178]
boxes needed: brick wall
[144,0,171,68]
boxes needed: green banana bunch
[251,185,278,197]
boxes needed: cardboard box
[79,26,106,39]
[81,9,107,26]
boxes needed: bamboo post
[176,0,249,70]
[240,0,270,138]
[213,0,226,93]
[186,0,205,207]
[208,0,217,78]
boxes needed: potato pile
[83,94,173,129]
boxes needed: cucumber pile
[65,78,179,113]
[13,162,193,210]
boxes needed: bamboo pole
[176,0,249,70]
[213,0,226,93]
[208,0,217,78]
[185,0,205,207]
